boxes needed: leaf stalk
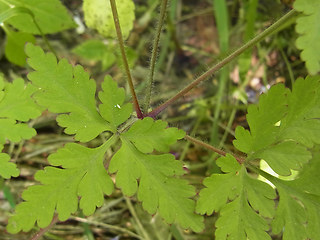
[30,214,59,240]
[147,9,297,118]
[109,0,143,119]
[185,135,245,164]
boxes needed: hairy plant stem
[30,214,59,240]
[143,0,169,113]
[185,135,245,164]
[109,0,143,119]
[147,9,297,118]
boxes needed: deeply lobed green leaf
[25,43,113,141]
[7,139,115,233]
[269,151,320,240]
[197,155,276,240]
[25,44,132,142]
[0,152,19,179]
[0,77,40,179]
[110,137,204,232]
[234,76,320,176]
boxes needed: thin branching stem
[30,214,59,240]
[185,135,245,164]
[143,0,169,113]
[147,9,297,118]
[109,0,143,119]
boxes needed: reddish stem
[110,0,143,118]
[185,135,245,164]
[30,214,59,240]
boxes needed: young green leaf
[98,75,132,128]
[109,137,204,232]
[83,0,135,39]
[7,137,116,233]
[122,117,185,153]
[0,0,76,34]
[197,154,276,240]
[4,30,35,66]
[25,43,115,142]
[294,0,320,74]
[0,152,19,179]
[0,119,36,144]
[72,40,110,60]
[72,39,116,70]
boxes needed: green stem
[79,212,95,240]
[125,197,151,240]
[210,0,229,145]
[109,0,143,119]
[185,135,245,164]
[147,9,297,118]
[31,16,57,57]
[3,184,16,208]
[143,0,169,113]
[279,43,295,86]
[179,107,205,162]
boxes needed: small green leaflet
[83,0,135,39]
[72,39,116,70]
[0,77,41,179]
[122,117,185,153]
[25,43,132,142]
[4,29,35,66]
[294,0,320,74]
[234,76,320,176]
[0,0,76,34]
[7,138,116,233]
[0,77,40,121]
[0,152,19,179]
[98,75,132,129]
[196,154,275,240]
